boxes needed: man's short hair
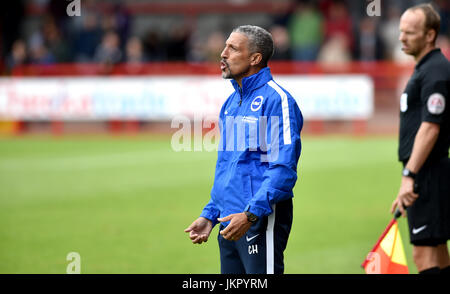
[232,25,274,68]
[407,3,441,43]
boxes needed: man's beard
[221,60,233,79]
[402,37,427,59]
[221,61,251,81]
[222,69,232,79]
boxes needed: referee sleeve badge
[400,93,408,112]
[427,93,445,115]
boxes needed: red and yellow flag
[362,219,409,274]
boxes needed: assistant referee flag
[361,211,409,274]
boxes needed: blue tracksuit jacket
[200,67,303,226]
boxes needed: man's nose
[220,48,228,59]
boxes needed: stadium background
[0,0,449,273]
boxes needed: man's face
[220,32,252,81]
[399,10,428,58]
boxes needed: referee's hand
[391,176,418,217]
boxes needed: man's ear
[250,52,263,66]
[425,29,437,44]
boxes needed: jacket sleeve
[199,198,220,227]
[245,89,303,217]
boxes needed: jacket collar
[230,67,273,95]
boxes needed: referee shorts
[406,157,450,246]
[218,198,293,274]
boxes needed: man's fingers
[222,226,246,241]
[219,226,230,236]
[391,198,408,217]
[233,232,244,241]
[392,189,419,217]
[390,200,397,214]
[222,228,246,241]
[218,215,234,239]
[185,220,199,233]
[191,234,206,244]
[223,234,234,241]
[218,215,233,223]
[403,193,418,207]
[220,226,235,240]
[398,202,406,217]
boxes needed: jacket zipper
[238,87,243,106]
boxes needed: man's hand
[218,213,252,241]
[184,217,213,244]
[391,176,418,217]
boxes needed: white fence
[0,75,373,121]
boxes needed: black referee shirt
[398,48,450,164]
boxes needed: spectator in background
[101,3,131,49]
[166,25,190,61]
[186,30,205,62]
[73,12,102,62]
[434,0,449,36]
[48,0,71,33]
[317,33,351,65]
[204,31,226,62]
[437,35,450,59]
[317,0,352,65]
[287,0,323,61]
[7,0,444,67]
[270,25,291,60]
[353,17,384,61]
[123,35,147,74]
[143,30,167,61]
[5,40,28,72]
[380,5,402,61]
[125,36,147,64]
[28,32,55,64]
[271,1,295,27]
[187,30,225,63]
[42,16,72,63]
[322,0,353,53]
[94,30,122,64]
[0,1,25,62]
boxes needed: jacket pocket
[244,174,253,203]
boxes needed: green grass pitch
[0,135,416,273]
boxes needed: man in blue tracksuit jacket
[185,25,303,274]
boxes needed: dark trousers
[218,198,293,274]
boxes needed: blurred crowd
[1,0,449,74]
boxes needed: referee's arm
[391,122,440,216]
[405,122,440,173]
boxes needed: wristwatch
[402,168,417,180]
[244,211,258,223]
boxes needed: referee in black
[391,3,449,274]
